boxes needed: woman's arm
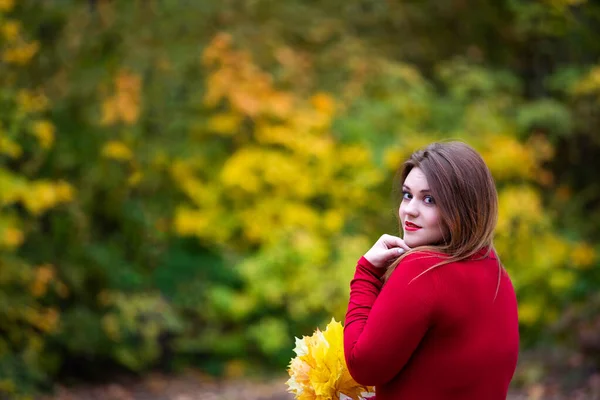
[344,252,439,386]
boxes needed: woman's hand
[363,234,411,268]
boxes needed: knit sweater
[344,249,519,400]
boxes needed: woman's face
[399,167,446,247]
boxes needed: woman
[344,142,519,400]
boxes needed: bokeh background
[1,0,600,399]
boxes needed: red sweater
[344,250,519,400]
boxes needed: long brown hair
[383,141,501,293]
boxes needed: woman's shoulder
[393,250,447,277]
[398,247,498,270]
[385,250,445,290]
[400,249,448,266]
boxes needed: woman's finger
[381,234,401,247]
[396,238,411,251]
[385,247,405,261]
[382,234,411,251]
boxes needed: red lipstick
[404,221,422,232]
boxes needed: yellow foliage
[323,210,344,233]
[55,282,69,298]
[518,302,539,326]
[54,180,74,202]
[100,70,142,126]
[481,135,538,180]
[548,270,575,291]
[21,180,74,216]
[497,186,546,234]
[207,112,242,135]
[173,206,209,237]
[25,307,59,333]
[0,169,25,206]
[1,20,20,42]
[174,33,384,258]
[571,243,596,268]
[221,148,316,197]
[0,10,82,394]
[0,170,73,217]
[31,120,55,149]
[384,135,442,171]
[1,226,23,248]
[254,122,334,156]
[493,182,586,326]
[16,89,49,114]
[201,32,233,67]
[290,107,332,132]
[0,379,15,394]
[0,0,14,12]
[23,182,58,215]
[573,65,600,96]
[102,140,134,161]
[536,236,570,272]
[268,92,295,118]
[0,135,22,158]
[202,33,296,120]
[30,265,55,298]
[240,201,320,243]
[127,169,143,186]
[311,93,336,117]
[2,41,39,65]
[527,133,555,162]
[170,162,217,206]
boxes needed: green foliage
[100,292,184,371]
[516,99,573,139]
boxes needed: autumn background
[1,0,600,398]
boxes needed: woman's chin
[403,236,435,248]
[403,237,420,248]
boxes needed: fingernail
[397,248,404,254]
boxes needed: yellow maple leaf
[287,319,374,400]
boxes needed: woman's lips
[404,221,422,232]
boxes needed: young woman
[344,142,519,400]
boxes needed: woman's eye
[424,195,435,205]
[402,191,412,200]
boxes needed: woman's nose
[404,199,419,216]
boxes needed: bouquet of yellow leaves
[286,318,375,400]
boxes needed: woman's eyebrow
[402,184,431,193]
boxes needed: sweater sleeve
[344,253,439,386]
